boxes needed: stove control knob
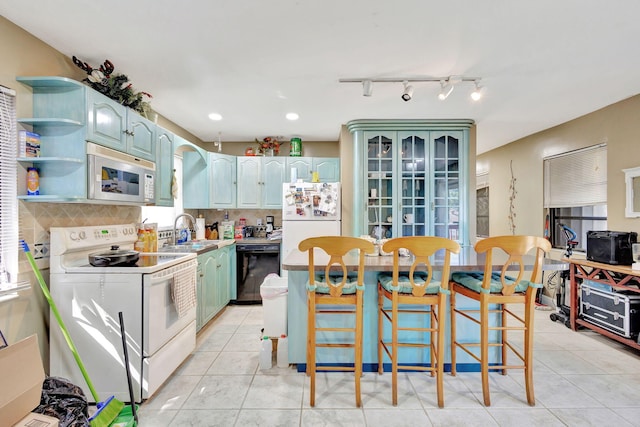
[78,231,86,240]
[69,231,77,241]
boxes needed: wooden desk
[568,258,640,350]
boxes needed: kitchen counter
[282,247,567,371]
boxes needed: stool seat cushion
[309,273,359,294]
[378,272,441,294]
[450,271,542,294]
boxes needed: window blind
[543,144,607,208]
[0,85,18,290]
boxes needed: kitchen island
[282,248,568,371]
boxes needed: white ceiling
[3,1,640,154]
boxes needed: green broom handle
[20,240,100,402]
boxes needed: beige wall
[339,125,355,236]
[477,94,640,239]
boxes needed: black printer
[586,230,637,265]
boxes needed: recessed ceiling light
[286,112,299,121]
[208,113,222,121]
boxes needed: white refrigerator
[281,182,341,277]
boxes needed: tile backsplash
[18,201,140,271]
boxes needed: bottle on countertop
[26,167,39,195]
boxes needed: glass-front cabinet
[350,120,473,246]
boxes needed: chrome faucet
[174,213,196,245]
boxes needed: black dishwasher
[233,241,281,304]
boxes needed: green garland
[73,56,152,117]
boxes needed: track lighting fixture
[339,75,483,102]
[438,80,454,101]
[213,131,222,152]
[362,80,373,96]
[401,81,414,102]
[470,80,483,101]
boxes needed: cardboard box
[18,130,41,158]
[0,335,58,427]
[14,412,59,427]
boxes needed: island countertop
[282,245,568,369]
[282,246,569,272]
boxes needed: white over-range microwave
[87,142,155,204]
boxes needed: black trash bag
[33,376,90,427]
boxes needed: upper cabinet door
[262,157,286,208]
[86,90,127,150]
[237,156,262,208]
[211,153,236,208]
[312,158,340,182]
[183,149,210,209]
[155,129,175,206]
[287,157,312,182]
[128,114,156,161]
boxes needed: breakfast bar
[282,247,568,371]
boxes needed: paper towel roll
[196,218,205,240]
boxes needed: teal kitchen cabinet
[313,157,340,182]
[183,147,210,209]
[237,156,286,209]
[348,119,473,246]
[86,89,156,162]
[214,244,232,314]
[285,157,339,182]
[196,250,218,331]
[183,150,236,209]
[16,77,87,201]
[155,128,175,207]
[196,243,236,331]
[210,152,237,208]
[286,157,312,182]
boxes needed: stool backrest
[299,236,375,297]
[475,235,552,296]
[382,236,461,297]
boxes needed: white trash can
[260,274,288,338]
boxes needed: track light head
[438,80,454,101]
[470,80,483,101]
[401,81,414,102]
[362,80,373,96]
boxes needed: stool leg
[450,287,457,376]
[524,293,536,405]
[391,292,398,406]
[377,284,384,375]
[307,293,316,407]
[480,295,491,406]
[436,293,446,408]
[430,308,436,378]
[501,304,508,375]
[355,290,364,407]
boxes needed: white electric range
[49,223,197,403]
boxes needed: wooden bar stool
[298,236,375,407]
[377,236,460,407]
[449,235,551,406]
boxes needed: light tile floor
[138,305,640,426]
